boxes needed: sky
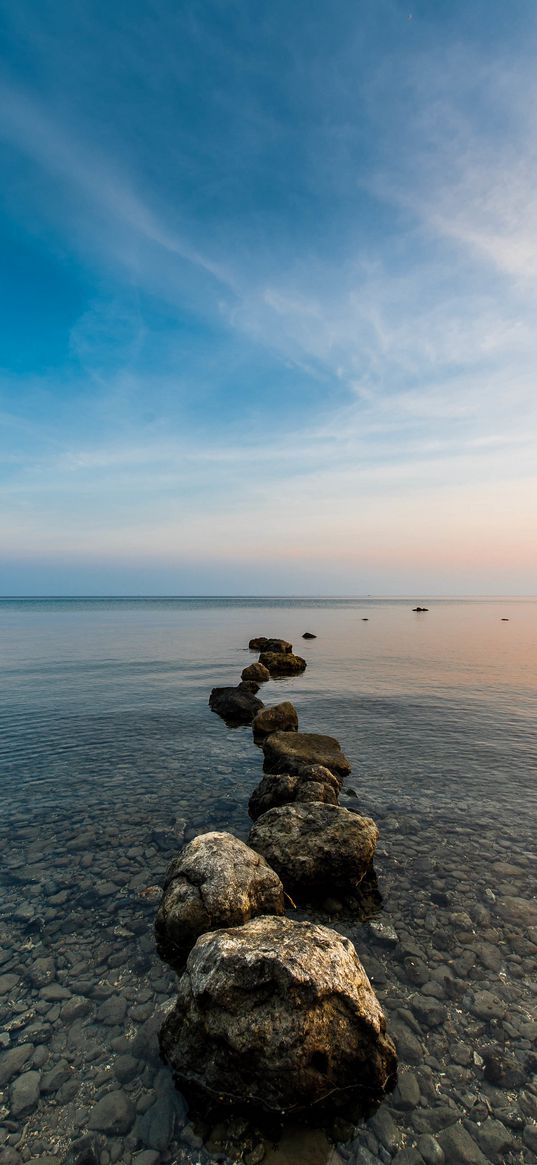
[1,0,536,596]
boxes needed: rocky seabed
[0,632,536,1165]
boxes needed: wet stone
[0,1043,34,1087]
[416,1134,446,1164]
[87,1089,136,1134]
[10,1068,42,1116]
[436,1121,489,1164]
[0,974,19,995]
[96,996,127,1025]
[391,1068,421,1110]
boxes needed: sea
[0,596,536,1165]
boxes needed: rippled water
[0,597,536,1165]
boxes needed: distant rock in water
[209,686,263,726]
[362,617,369,621]
[159,915,397,1113]
[155,832,284,971]
[248,637,293,653]
[252,701,298,740]
[258,651,307,677]
[412,606,429,612]
[249,803,378,898]
[262,729,351,777]
[501,618,509,622]
[241,662,270,683]
[248,766,340,821]
[302,632,317,639]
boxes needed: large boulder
[155,833,284,971]
[252,701,298,740]
[262,730,351,777]
[259,652,306,676]
[160,916,397,1113]
[249,636,269,650]
[241,662,271,683]
[248,766,340,821]
[209,685,263,726]
[249,803,378,897]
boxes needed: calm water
[0,597,536,1165]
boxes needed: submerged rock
[262,730,351,777]
[241,662,271,683]
[160,915,397,1113]
[249,803,378,897]
[248,766,340,821]
[252,701,298,740]
[155,832,284,971]
[209,686,263,726]
[258,651,306,676]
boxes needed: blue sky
[1,0,536,594]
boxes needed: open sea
[0,596,536,1165]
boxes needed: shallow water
[0,597,536,1165]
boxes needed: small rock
[437,1122,489,1164]
[241,663,271,683]
[262,730,351,777]
[209,685,264,726]
[302,632,317,639]
[249,803,378,898]
[0,1043,34,1087]
[416,1135,445,1165]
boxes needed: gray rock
[368,918,399,947]
[0,1043,34,1087]
[160,915,397,1112]
[474,1118,513,1162]
[41,1059,72,1093]
[523,1123,537,1154]
[437,1122,489,1164]
[368,1107,402,1152]
[470,990,506,1021]
[10,1069,41,1116]
[258,652,306,676]
[249,803,377,898]
[0,973,19,995]
[136,1071,186,1150]
[209,685,264,726]
[114,1054,139,1083]
[416,1135,445,1165]
[262,730,350,777]
[248,767,340,821]
[0,1150,23,1165]
[252,702,298,739]
[87,1089,135,1134]
[391,1151,424,1165]
[391,1068,421,1110]
[96,995,127,1025]
[495,895,537,927]
[155,832,284,971]
[132,1154,160,1165]
[241,662,270,683]
[61,996,91,1023]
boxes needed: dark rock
[482,1047,526,1088]
[160,915,397,1113]
[0,1043,34,1087]
[249,803,378,898]
[10,1069,41,1115]
[252,702,298,740]
[249,637,269,650]
[241,663,270,683]
[62,1136,100,1165]
[238,679,260,693]
[302,632,317,639]
[248,767,340,821]
[263,638,293,654]
[87,1089,136,1134]
[437,1122,489,1164]
[155,832,284,971]
[262,730,351,777]
[258,652,306,676]
[412,606,429,612]
[209,686,264,726]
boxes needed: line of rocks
[155,633,398,1120]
